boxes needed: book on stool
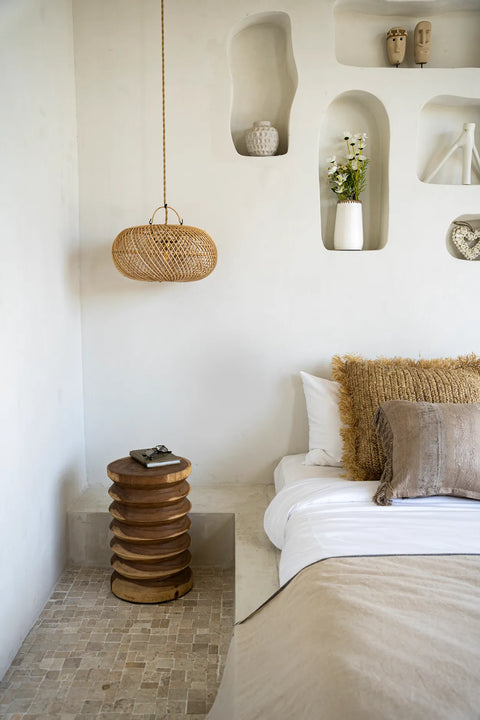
[130,444,181,468]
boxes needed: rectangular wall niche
[419,97,480,185]
[334,1,480,68]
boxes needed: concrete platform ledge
[67,484,279,622]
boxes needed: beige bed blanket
[208,555,480,720]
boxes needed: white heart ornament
[451,222,480,261]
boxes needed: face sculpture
[386,27,407,67]
[414,20,431,65]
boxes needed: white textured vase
[333,201,364,250]
[245,121,279,156]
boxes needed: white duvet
[265,455,480,586]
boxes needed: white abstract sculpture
[425,123,480,185]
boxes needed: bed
[207,357,480,720]
[269,454,480,587]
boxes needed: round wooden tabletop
[107,456,191,487]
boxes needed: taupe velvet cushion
[373,400,480,505]
[331,355,480,482]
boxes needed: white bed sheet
[273,453,346,492]
[266,454,480,586]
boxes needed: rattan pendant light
[112,0,217,282]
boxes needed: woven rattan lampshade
[112,206,217,282]
[112,0,217,283]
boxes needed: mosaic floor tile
[0,566,234,719]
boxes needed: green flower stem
[328,133,368,202]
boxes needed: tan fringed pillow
[373,401,480,505]
[331,354,480,482]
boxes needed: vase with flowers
[327,132,369,250]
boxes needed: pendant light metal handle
[149,205,184,226]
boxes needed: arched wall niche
[228,12,298,156]
[319,90,390,251]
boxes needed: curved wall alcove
[319,90,390,251]
[418,96,480,185]
[334,0,480,68]
[228,12,298,156]
[446,215,480,260]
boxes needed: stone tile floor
[0,566,234,720]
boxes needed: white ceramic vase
[333,201,364,250]
[245,120,279,156]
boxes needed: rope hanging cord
[111,0,217,283]
[161,0,167,223]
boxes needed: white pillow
[300,371,343,467]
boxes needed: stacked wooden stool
[107,456,193,603]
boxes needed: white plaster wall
[0,0,85,678]
[73,0,480,489]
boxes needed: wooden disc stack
[107,456,193,603]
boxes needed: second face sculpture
[414,20,431,66]
[386,21,432,68]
